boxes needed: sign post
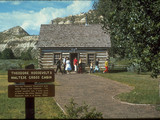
[25,64,35,119]
[8,64,55,119]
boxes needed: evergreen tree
[0,51,2,59]
[2,48,15,59]
[21,48,33,60]
[71,15,75,24]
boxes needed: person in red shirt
[73,57,78,72]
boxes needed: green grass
[35,97,65,119]
[0,62,64,119]
[95,72,160,106]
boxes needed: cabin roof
[37,24,111,48]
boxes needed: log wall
[38,48,109,69]
[96,52,108,68]
[39,49,54,69]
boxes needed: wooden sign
[8,69,55,82]
[8,84,55,98]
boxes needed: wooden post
[25,97,34,119]
[25,64,35,119]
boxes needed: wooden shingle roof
[37,24,111,48]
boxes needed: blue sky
[0,0,94,35]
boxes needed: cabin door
[70,53,78,70]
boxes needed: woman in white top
[65,57,72,74]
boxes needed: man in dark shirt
[95,59,99,66]
[55,57,63,74]
[62,57,66,74]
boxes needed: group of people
[55,57,109,74]
[55,57,83,74]
[89,58,109,74]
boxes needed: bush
[21,48,33,60]
[2,48,15,59]
[0,61,22,71]
[0,52,2,58]
[64,98,103,119]
[127,63,149,74]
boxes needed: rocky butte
[0,26,38,58]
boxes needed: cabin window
[54,53,61,64]
[87,54,95,65]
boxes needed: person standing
[65,57,72,74]
[90,61,93,74]
[103,59,109,73]
[55,57,63,74]
[73,57,78,72]
[62,57,66,74]
[78,58,82,73]
[94,59,100,73]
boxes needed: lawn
[95,72,160,110]
[0,59,65,119]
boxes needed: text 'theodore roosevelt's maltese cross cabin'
[37,24,111,70]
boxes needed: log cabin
[37,24,111,71]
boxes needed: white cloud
[51,1,92,19]
[0,1,92,35]
[0,1,7,3]
[11,1,21,5]
[67,1,92,15]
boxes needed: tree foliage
[95,0,160,77]
[2,48,15,59]
[70,15,75,24]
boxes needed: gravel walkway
[54,73,160,118]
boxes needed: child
[90,61,93,74]
[103,59,108,73]
[94,59,100,73]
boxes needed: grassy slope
[95,72,160,105]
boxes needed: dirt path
[54,73,160,118]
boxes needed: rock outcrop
[51,10,100,25]
[3,26,29,36]
[0,26,38,58]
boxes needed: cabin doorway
[70,53,78,70]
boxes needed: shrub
[64,98,103,119]
[0,51,2,58]
[2,48,15,59]
[0,61,21,71]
